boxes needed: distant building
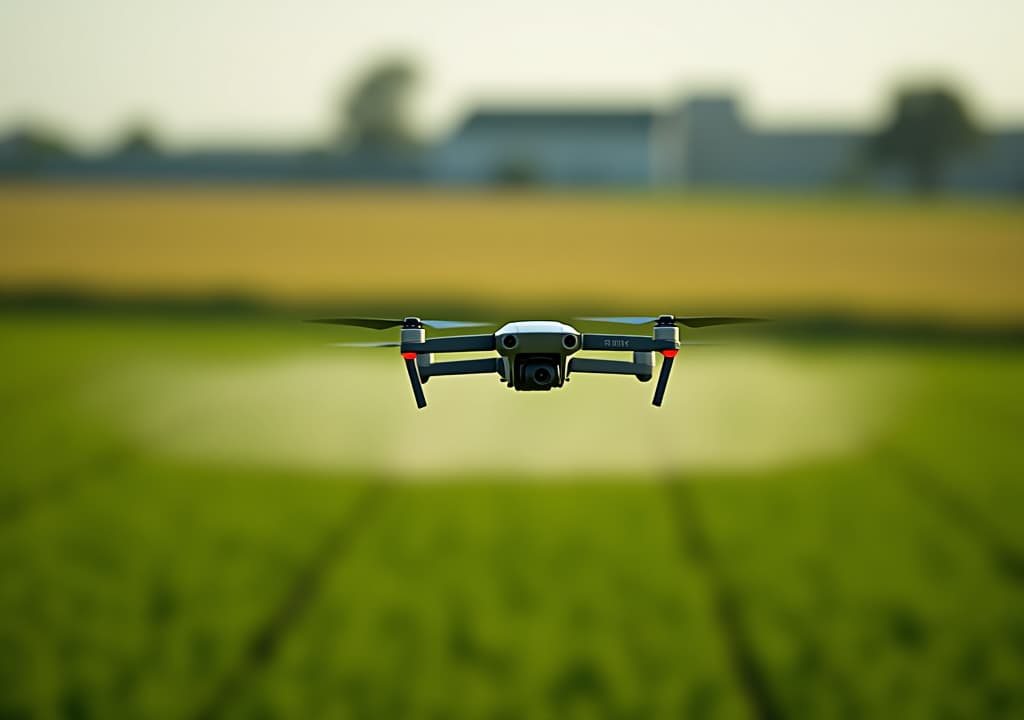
[432,95,1024,193]
[430,108,658,185]
[946,131,1024,193]
[664,97,863,188]
[0,141,425,184]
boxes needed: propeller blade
[675,316,765,328]
[328,342,401,348]
[421,319,492,329]
[309,317,403,329]
[577,315,764,328]
[576,316,658,325]
[308,317,491,330]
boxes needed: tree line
[2,57,983,193]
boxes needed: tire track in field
[192,482,388,720]
[879,446,1024,584]
[663,477,783,720]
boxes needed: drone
[310,314,763,409]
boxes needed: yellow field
[1,185,1022,320]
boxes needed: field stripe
[191,482,388,720]
[663,476,782,720]
[880,446,1024,584]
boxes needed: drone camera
[516,355,562,391]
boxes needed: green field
[2,311,1023,719]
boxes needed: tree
[0,125,73,176]
[339,58,419,154]
[868,86,980,193]
[10,126,71,159]
[116,122,160,155]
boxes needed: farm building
[428,108,659,186]
[432,95,1024,192]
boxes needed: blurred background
[1,1,1023,718]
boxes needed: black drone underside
[309,314,763,409]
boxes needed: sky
[1,0,1021,150]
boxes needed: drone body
[493,321,583,391]
[312,314,761,409]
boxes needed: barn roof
[456,107,656,135]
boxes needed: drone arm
[422,358,502,378]
[579,334,675,352]
[568,357,649,376]
[402,334,496,354]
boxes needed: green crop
[1,313,1021,719]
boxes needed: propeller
[308,317,490,330]
[328,342,400,348]
[577,315,765,328]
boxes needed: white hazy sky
[1,0,1021,149]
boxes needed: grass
[1,311,1023,718]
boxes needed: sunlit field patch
[85,346,907,476]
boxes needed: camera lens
[531,366,552,385]
[502,335,518,349]
[516,358,559,390]
[562,334,578,349]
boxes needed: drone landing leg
[403,354,427,409]
[652,350,677,407]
